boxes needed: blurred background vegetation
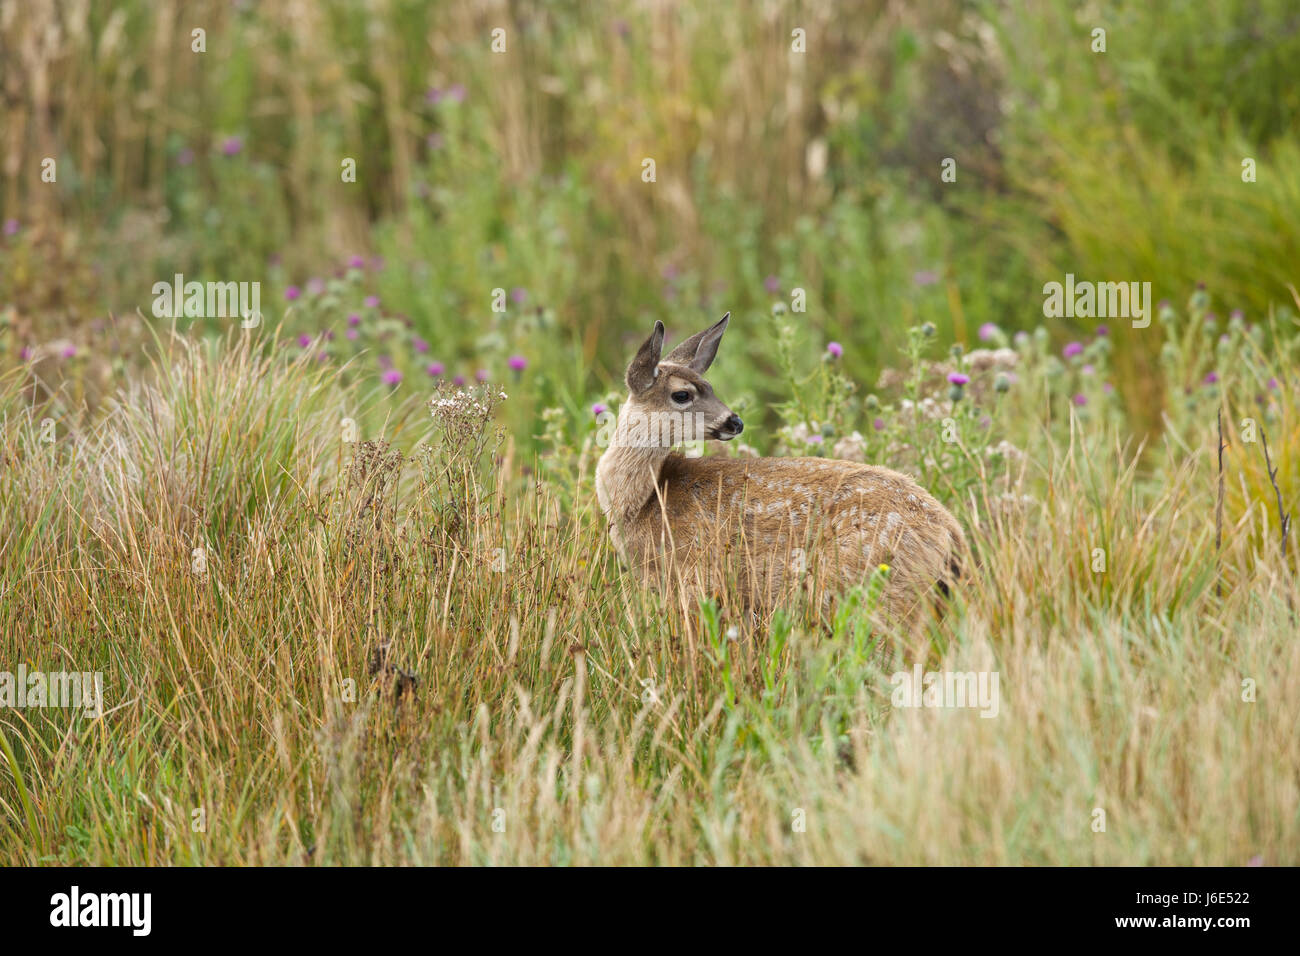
[2,0,1299,442]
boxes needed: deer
[594,313,966,634]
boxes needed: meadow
[1,0,1298,865]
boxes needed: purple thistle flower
[297,334,312,348]
[1267,377,1279,390]
[447,84,467,103]
[427,362,445,377]
[1081,363,1095,375]
[412,336,430,354]
[345,328,359,341]
[826,341,843,358]
[872,417,886,432]
[1072,393,1088,406]
[1063,341,1084,359]
[808,434,824,444]
[426,87,443,104]
[510,287,527,305]
[382,368,403,386]
[60,344,77,359]
[507,355,527,371]
[364,295,380,309]
[947,372,970,386]
[348,255,366,269]
[978,322,999,342]
[912,269,939,287]
[19,345,33,361]
[592,402,608,417]
[1095,324,1109,337]
[285,286,301,301]
[347,313,361,327]
[763,275,781,295]
[453,374,466,386]
[306,277,325,295]
[221,136,243,156]
[1204,371,1219,385]
[1103,382,1114,393]
[475,368,489,382]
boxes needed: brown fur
[595,315,966,628]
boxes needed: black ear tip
[654,320,665,334]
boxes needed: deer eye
[671,390,692,404]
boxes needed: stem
[1215,409,1224,600]
[1259,423,1295,620]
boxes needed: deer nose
[725,414,744,435]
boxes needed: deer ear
[626,321,665,394]
[662,312,730,373]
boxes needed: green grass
[2,0,1299,866]
[1,299,1297,865]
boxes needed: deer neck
[595,405,675,525]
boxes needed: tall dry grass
[1,314,1296,865]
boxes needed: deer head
[618,313,744,449]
